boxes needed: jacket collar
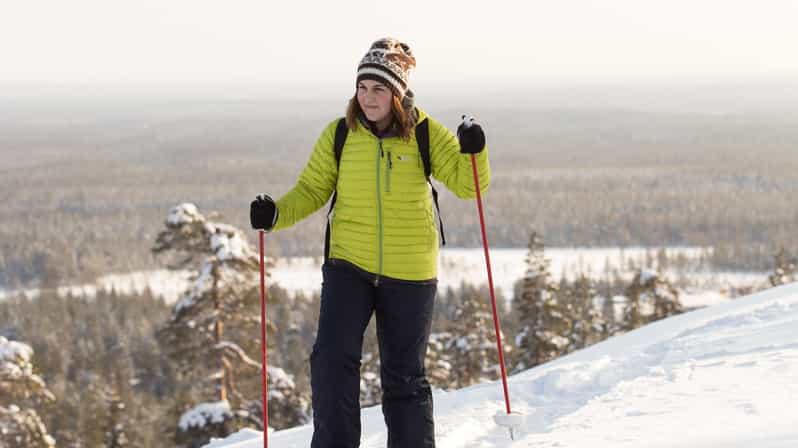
[357,113,399,139]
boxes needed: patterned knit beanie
[356,38,416,98]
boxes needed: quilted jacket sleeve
[427,117,490,199]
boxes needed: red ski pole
[463,115,524,439]
[258,230,269,448]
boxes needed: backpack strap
[333,118,348,165]
[324,118,349,263]
[415,119,446,246]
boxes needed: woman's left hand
[457,119,486,154]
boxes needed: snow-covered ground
[205,281,798,447]
[0,247,768,310]
[0,269,194,303]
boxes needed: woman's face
[357,79,393,124]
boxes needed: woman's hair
[345,90,417,141]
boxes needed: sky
[1,0,797,96]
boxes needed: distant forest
[2,95,797,289]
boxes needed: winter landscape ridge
[204,282,798,447]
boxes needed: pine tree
[246,366,310,431]
[152,203,308,446]
[425,332,454,390]
[769,247,797,287]
[621,269,683,331]
[513,232,572,372]
[448,285,503,388]
[0,336,56,447]
[567,274,605,350]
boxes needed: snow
[178,401,234,431]
[0,337,35,382]
[204,428,269,448]
[0,269,193,304]
[204,281,798,447]
[267,366,296,390]
[0,336,33,364]
[211,231,250,261]
[639,268,658,283]
[174,263,214,314]
[167,203,202,226]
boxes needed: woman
[250,37,490,448]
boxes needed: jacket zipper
[386,151,392,193]
[376,139,384,286]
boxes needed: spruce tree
[568,274,605,350]
[425,332,454,390]
[448,285,502,388]
[513,232,572,372]
[769,247,797,287]
[621,269,683,331]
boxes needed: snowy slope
[205,282,798,447]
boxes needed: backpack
[324,117,446,263]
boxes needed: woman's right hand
[250,194,278,231]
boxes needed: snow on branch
[178,400,233,431]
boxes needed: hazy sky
[2,0,797,94]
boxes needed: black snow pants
[310,257,437,448]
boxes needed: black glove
[250,194,278,231]
[456,118,486,154]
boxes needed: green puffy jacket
[273,107,490,281]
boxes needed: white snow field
[205,281,798,447]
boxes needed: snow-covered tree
[0,336,56,448]
[448,285,504,388]
[621,269,682,331]
[246,366,310,432]
[359,351,382,407]
[425,332,454,390]
[769,247,797,287]
[175,400,237,448]
[152,203,307,446]
[103,389,129,447]
[513,232,572,372]
[565,274,606,350]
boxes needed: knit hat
[356,38,416,98]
